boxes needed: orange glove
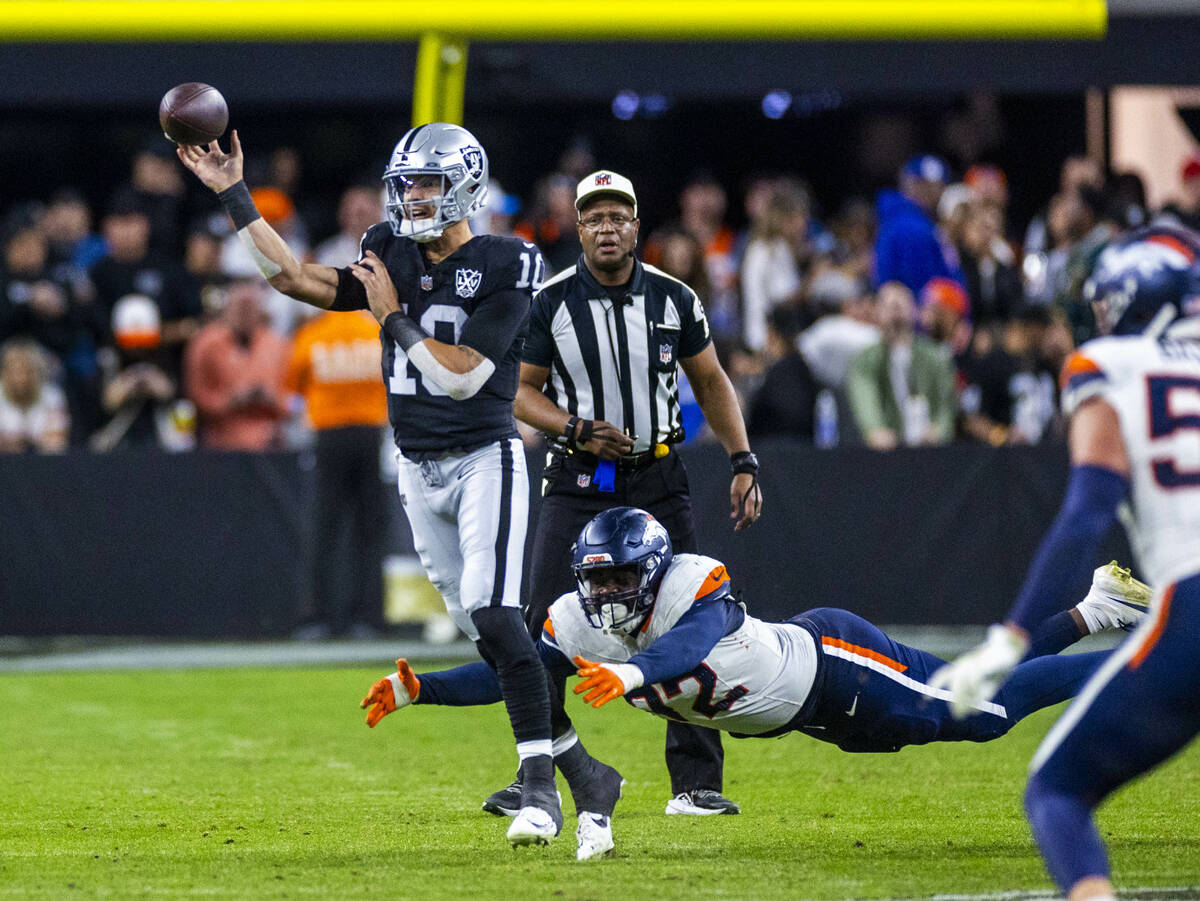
[573,655,645,708]
[360,658,422,727]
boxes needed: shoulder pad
[475,235,543,295]
[1060,336,1144,416]
[645,555,730,638]
[543,592,633,665]
[358,222,394,257]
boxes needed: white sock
[516,739,553,762]
[551,728,579,757]
[1074,596,1105,634]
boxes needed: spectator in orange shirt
[285,308,389,639]
[185,279,290,450]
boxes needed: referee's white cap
[575,170,638,218]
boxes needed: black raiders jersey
[333,226,545,457]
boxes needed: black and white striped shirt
[523,257,711,453]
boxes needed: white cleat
[506,806,559,847]
[1077,561,1152,633]
[575,812,614,861]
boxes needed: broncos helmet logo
[1085,226,1200,336]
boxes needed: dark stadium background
[0,6,1196,637]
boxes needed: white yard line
[0,638,477,672]
[0,627,1124,675]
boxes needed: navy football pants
[1025,571,1200,892]
[790,608,1108,753]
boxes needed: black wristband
[564,415,581,442]
[382,311,428,352]
[216,180,261,231]
[730,451,759,475]
[575,419,595,447]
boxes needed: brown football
[158,83,228,146]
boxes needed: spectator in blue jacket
[874,155,965,298]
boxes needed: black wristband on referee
[575,419,595,447]
[730,451,759,475]
[216,180,261,231]
[564,415,581,442]
[382,311,428,352]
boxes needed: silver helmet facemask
[383,123,489,243]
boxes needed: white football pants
[395,438,529,642]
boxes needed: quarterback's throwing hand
[176,130,244,194]
[573,655,644,708]
[928,624,1029,719]
[360,658,422,727]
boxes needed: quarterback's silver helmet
[383,123,489,242]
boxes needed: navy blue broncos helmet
[1084,224,1200,336]
[572,507,673,636]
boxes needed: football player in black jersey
[177,123,623,851]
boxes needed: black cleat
[665,789,741,816]
[482,779,522,817]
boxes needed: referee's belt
[565,443,673,473]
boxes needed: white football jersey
[544,553,819,735]
[1060,325,1200,586]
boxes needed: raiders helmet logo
[462,148,484,179]
[455,268,482,298]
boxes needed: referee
[484,170,762,818]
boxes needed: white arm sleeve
[406,343,496,401]
[236,227,283,278]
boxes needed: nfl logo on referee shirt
[577,473,591,488]
[660,343,673,364]
[420,274,433,291]
[455,268,482,298]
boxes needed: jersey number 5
[388,304,468,397]
[1147,374,1200,488]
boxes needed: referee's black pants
[309,425,387,634]
[525,449,725,795]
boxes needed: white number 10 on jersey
[388,303,468,397]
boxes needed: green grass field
[2,663,1197,900]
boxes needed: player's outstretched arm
[360,658,422,727]
[573,656,645,708]
[176,132,338,308]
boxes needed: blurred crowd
[2,132,1196,456]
